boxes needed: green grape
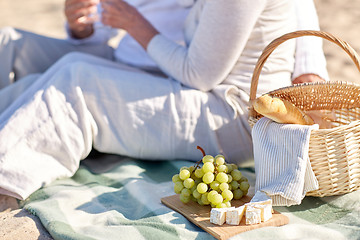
[231,164,238,170]
[190,172,198,181]
[233,189,244,199]
[226,164,234,173]
[221,189,233,202]
[192,189,201,199]
[181,188,191,198]
[172,149,248,207]
[197,198,204,206]
[216,203,227,208]
[172,174,181,183]
[230,180,240,190]
[202,162,215,173]
[242,189,248,196]
[215,155,225,165]
[194,179,201,185]
[219,182,229,192]
[217,164,228,172]
[202,172,215,184]
[194,168,204,178]
[179,169,190,180]
[216,172,228,183]
[202,155,214,163]
[212,193,223,205]
[174,181,184,194]
[180,166,189,171]
[180,194,190,203]
[197,182,208,194]
[231,169,242,181]
[183,178,195,189]
[210,180,220,191]
[201,193,211,205]
[207,190,218,203]
[239,181,250,192]
[227,174,233,183]
[240,176,248,182]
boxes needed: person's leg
[0,74,39,114]
[0,27,114,89]
[0,52,248,199]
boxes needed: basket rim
[265,80,360,96]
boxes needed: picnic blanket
[20,152,360,240]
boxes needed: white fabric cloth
[252,117,319,206]
[0,52,244,200]
[0,27,114,88]
[293,0,329,81]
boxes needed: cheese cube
[245,206,261,225]
[210,208,227,225]
[210,207,235,225]
[226,205,246,225]
[246,191,273,223]
[253,203,272,222]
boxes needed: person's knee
[57,56,93,84]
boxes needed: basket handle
[249,30,360,102]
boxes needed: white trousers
[0,27,114,88]
[0,52,253,199]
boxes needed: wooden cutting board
[161,194,289,240]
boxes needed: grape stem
[197,146,206,157]
[193,146,206,171]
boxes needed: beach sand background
[1,0,360,82]
[0,0,359,239]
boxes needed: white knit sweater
[148,0,296,96]
[67,0,328,85]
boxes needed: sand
[0,0,359,239]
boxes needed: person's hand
[64,0,99,39]
[100,0,159,49]
[292,73,325,84]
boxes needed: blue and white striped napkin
[252,117,319,206]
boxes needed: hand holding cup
[64,0,100,38]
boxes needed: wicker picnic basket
[249,30,360,197]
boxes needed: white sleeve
[147,0,266,91]
[293,0,329,81]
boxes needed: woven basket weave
[249,30,360,197]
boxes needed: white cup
[79,0,101,24]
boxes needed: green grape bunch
[172,146,250,208]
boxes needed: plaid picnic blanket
[20,152,360,240]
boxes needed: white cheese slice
[209,208,227,225]
[246,190,273,223]
[210,207,235,225]
[253,203,272,222]
[245,206,261,225]
[226,205,246,225]
[250,191,272,205]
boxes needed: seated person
[0,0,328,200]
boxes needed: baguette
[252,94,314,125]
